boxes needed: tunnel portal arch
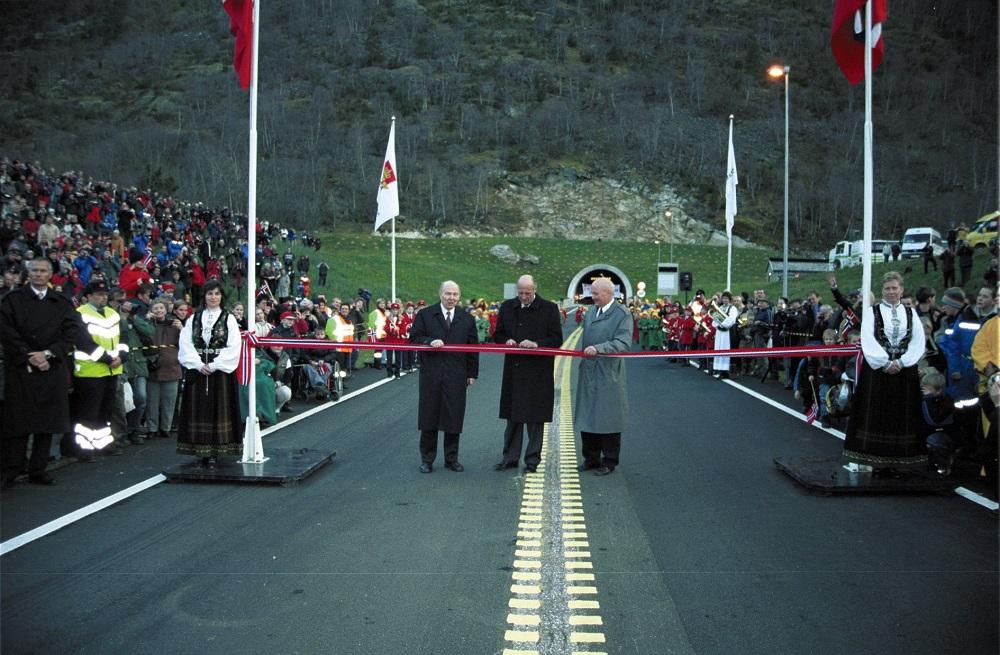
[567,264,633,304]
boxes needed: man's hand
[827,275,838,288]
[505,339,517,346]
[430,339,444,348]
[110,357,122,369]
[518,339,538,349]
[467,378,475,386]
[583,345,597,357]
[27,351,48,367]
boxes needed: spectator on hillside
[940,247,956,287]
[956,241,975,285]
[922,243,937,273]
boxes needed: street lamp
[767,63,790,298]
[654,239,661,265]
[665,210,674,262]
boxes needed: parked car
[899,227,945,259]
[968,211,998,250]
[828,239,897,268]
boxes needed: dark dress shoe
[419,462,433,474]
[445,462,464,472]
[578,462,601,472]
[28,473,57,486]
[493,461,517,471]
[593,466,615,476]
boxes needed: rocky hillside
[0,0,995,249]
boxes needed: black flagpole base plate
[774,456,955,496]
[163,448,335,487]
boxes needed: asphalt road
[1,338,997,655]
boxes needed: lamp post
[665,210,674,262]
[654,239,661,265]
[768,64,790,298]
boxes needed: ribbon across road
[238,331,860,383]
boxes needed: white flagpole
[861,0,874,315]
[726,114,734,292]
[241,0,265,464]
[391,217,396,301]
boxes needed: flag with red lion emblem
[374,118,399,231]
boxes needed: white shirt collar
[31,286,47,299]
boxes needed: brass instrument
[737,309,751,330]
[708,300,729,323]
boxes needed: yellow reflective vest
[74,304,127,377]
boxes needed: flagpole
[391,217,396,301]
[241,0,265,464]
[726,114,734,292]
[861,0,874,315]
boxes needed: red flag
[223,0,253,90]
[831,0,887,86]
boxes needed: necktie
[597,307,604,317]
[445,311,452,329]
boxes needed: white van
[828,239,897,268]
[899,227,945,259]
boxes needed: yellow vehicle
[968,211,998,250]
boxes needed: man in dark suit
[0,258,79,487]
[409,280,479,473]
[493,275,563,473]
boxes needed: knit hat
[941,287,966,310]
[280,311,295,321]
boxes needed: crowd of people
[1,157,996,494]
[614,257,998,489]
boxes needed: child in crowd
[919,370,957,476]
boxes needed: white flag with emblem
[374,117,399,231]
[725,117,738,237]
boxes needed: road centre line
[502,331,608,654]
[721,376,998,511]
[0,376,394,557]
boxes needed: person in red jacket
[118,248,153,298]
[400,303,416,371]
[190,258,206,306]
[383,302,408,378]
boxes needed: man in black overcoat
[493,275,563,473]
[409,280,479,473]
[0,258,79,487]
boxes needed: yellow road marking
[509,598,541,609]
[504,630,539,643]
[569,600,600,609]
[570,632,606,643]
[507,614,541,626]
[513,559,541,569]
[512,571,541,581]
[510,584,541,594]
[569,615,604,626]
[568,586,598,594]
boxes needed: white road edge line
[0,376,396,557]
[721,377,999,512]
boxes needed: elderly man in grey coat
[575,277,632,475]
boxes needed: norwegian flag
[806,399,820,425]
[831,0,887,86]
[142,246,153,269]
[258,279,273,300]
[367,327,378,342]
